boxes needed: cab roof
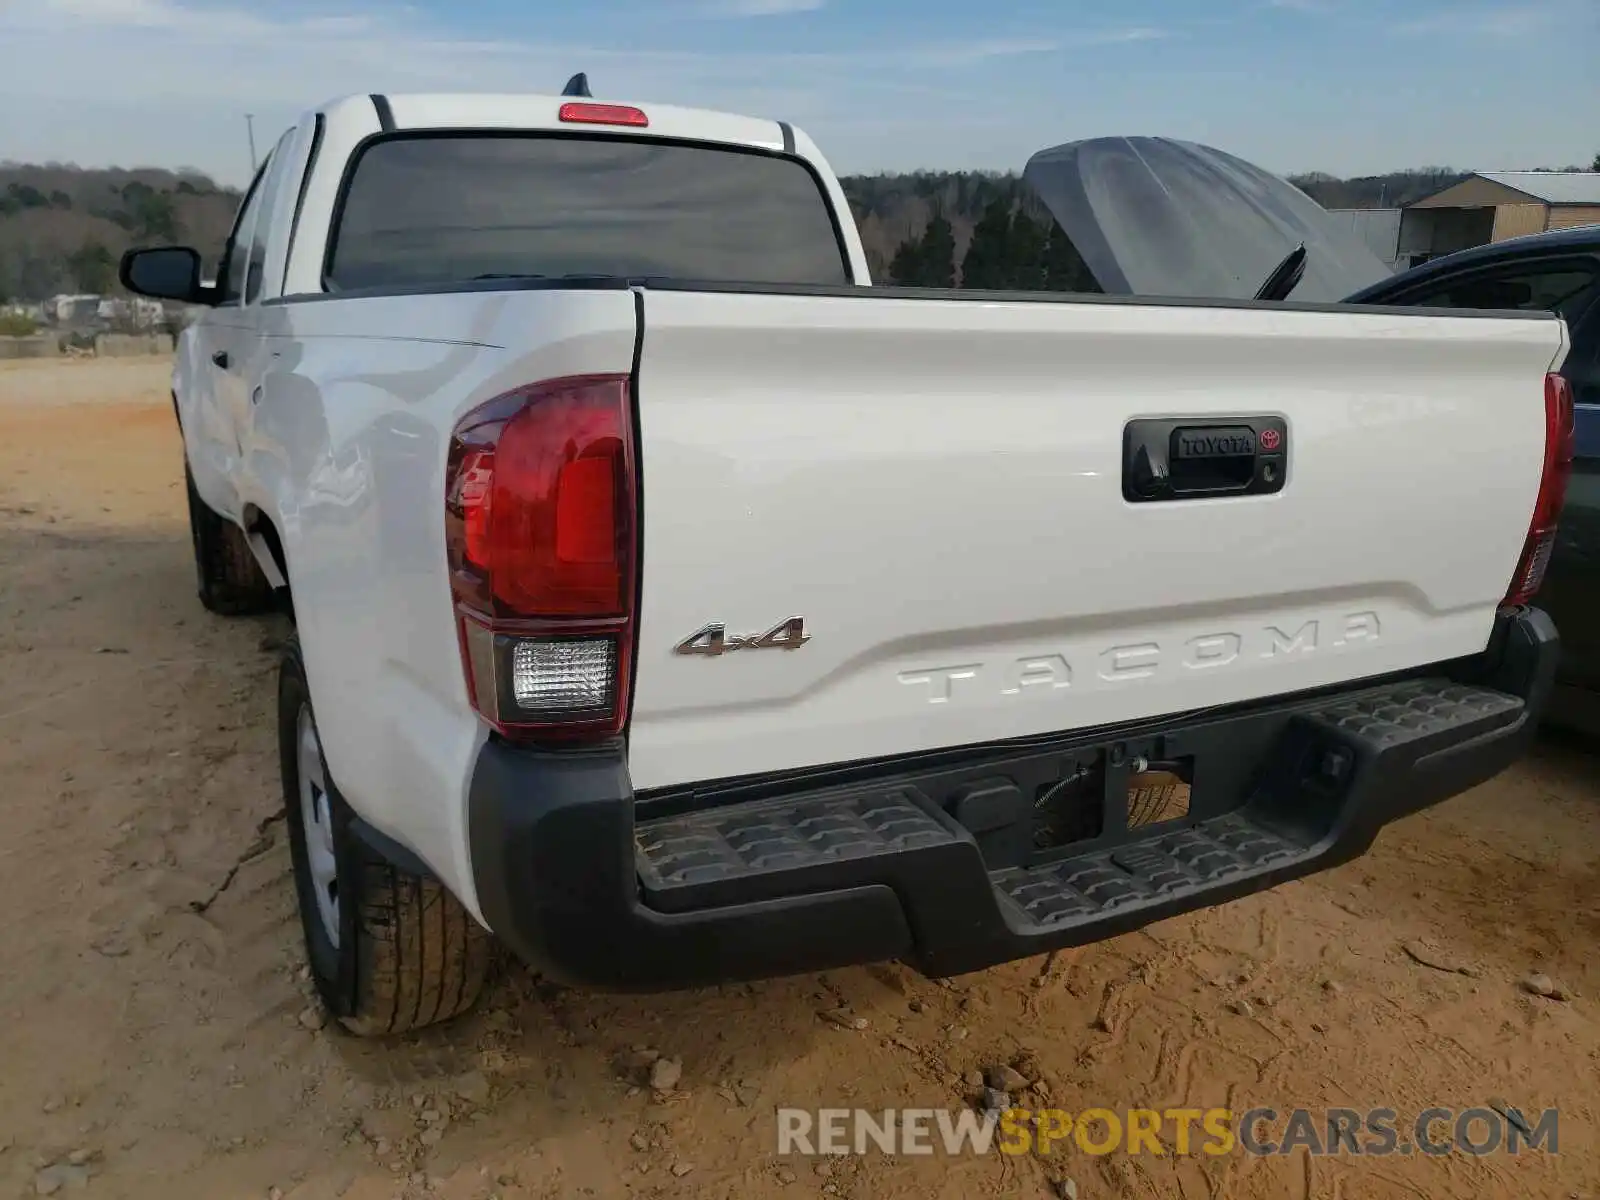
[316,92,792,156]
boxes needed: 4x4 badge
[674,617,810,657]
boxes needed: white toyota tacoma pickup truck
[121,88,1575,1036]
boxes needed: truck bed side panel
[247,287,641,917]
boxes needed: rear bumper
[467,608,1558,990]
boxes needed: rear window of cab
[325,134,852,291]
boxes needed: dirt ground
[1,355,1598,1200]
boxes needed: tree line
[838,171,1100,290]
[841,160,1598,289]
[3,156,1596,302]
[883,200,1100,292]
[0,166,239,303]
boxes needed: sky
[0,0,1595,186]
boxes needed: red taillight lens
[558,102,649,128]
[1503,372,1575,607]
[445,375,636,742]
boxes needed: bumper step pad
[636,785,963,913]
[991,813,1306,931]
[992,679,1524,934]
[633,677,1526,936]
[1298,680,1523,750]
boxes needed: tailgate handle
[1123,417,1287,503]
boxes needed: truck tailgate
[627,287,1566,791]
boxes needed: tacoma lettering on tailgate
[898,611,1381,703]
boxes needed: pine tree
[1042,221,1098,293]
[960,198,1014,290]
[1007,210,1048,290]
[888,237,923,286]
[918,215,956,289]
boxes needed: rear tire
[185,464,274,616]
[279,634,495,1036]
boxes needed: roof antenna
[562,73,593,98]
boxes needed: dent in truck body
[243,289,644,922]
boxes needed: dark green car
[1347,227,1600,734]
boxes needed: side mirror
[120,246,212,305]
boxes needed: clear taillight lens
[510,637,617,714]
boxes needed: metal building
[1401,172,1600,264]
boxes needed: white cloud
[903,37,1060,66]
[299,15,379,34]
[1393,3,1571,36]
[36,0,179,22]
[8,0,1584,185]
[0,0,1165,115]
[700,0,826,15]
[7,0,370,38]
[0,2,750,105]
[0,0,956,176]
[1074,26,1169,43]
[901,27,1165,66]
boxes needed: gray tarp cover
[1023,137,1394,302]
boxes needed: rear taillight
[444,375,636,743]
[1503,372,1575,607]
